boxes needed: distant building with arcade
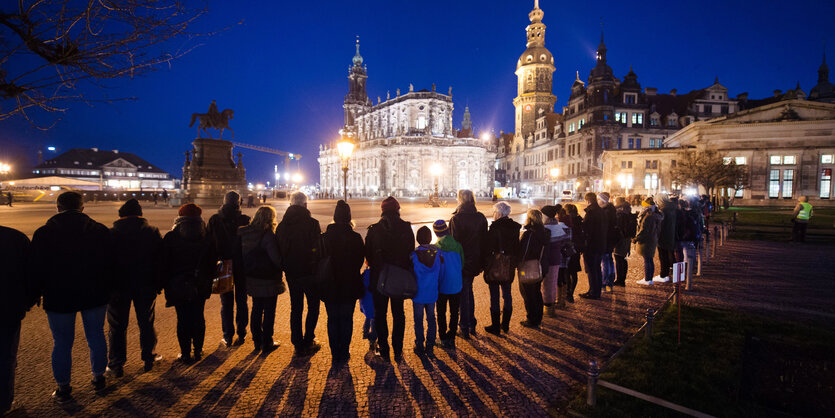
[33,147,174,190]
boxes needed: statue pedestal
[183,138,246,206]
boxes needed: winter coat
[657,199,678,250]
[613,204,634,257]
[276,205,322,282]
[544,218,571,267]
[601,203,619,252]
[162,216,216,307]
[436,235,464,295]
[320,223,365,304]
[582,204,608,254]
[0,226,34,323]
[110,216,164,298]
[236,226,284,298]
[207,204,250,284]
[567,214,584,272]
[411,245,440,304]
[634,206,663,259]
[486,216,522,261]
[449,202,488,277]
[520,224,551,275]
[365,211,415,290]
[30,210,115,313]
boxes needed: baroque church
[317,40,496,198]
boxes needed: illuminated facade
[33,148,174,190]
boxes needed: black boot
[484,310,501,335]
[567,275,577,303]
[501,309,512,333]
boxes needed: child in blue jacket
[411,226,441,355]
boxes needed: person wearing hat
[106,199,164,377]
[434,219,464,348]
[207,191,251,347]
[365,196,415,362]
[448,189,488,338]
[634,197,663,285]
[542,205,572,313]
[30,192,114,402]
[162,203,217,364]
[320,201,365,365]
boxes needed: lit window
[668,118,676,127]
[649,139,655,148]
[417,116,426,129]
[783,155,796,165]
[769,169,780,198]
[770,156,781,165]
[644,174,651,190]
[632,113,643,125]
[821,168,832,199]
[735,157,746,165]
[782,169,794,198]
[723,157,732,165]
[822,154,834,164]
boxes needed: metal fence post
[711,226,718,257]
[703,230,710,264]
[646,308,655,339]
[587,359,599,407]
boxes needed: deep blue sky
[1,0,833,183]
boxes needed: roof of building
[36,148,168,174]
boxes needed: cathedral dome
[517,46,554,69]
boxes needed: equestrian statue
[190,100,234,138]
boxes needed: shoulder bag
[517,233,544,284]
[485,228,514,284]
[211,259,234,294]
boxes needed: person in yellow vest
[791,196,813,242]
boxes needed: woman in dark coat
[564,204,584,303]
[236,206,284,353]
[320,201,366,364]
[162,204,216,364]
[518,209,550,328]
[483,202,522,335]
[634,197,664,285]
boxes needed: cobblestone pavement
[7,200,832,417]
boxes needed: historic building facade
[33,148,174,190]
[318,40,496,197]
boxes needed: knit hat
[642,196,655,207]
[541,205,558,219]
[598,192,610,204]
[433,219,449,237]
[334,199,352,224]
[118,198,142,217]
[178,203,202,217]
[416,226,432,245]
[381,196,400,213]
[224,191,241,207]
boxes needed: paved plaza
[2,200,833,416]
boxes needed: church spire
[526,0,546,48]
[819,47,830,84]
[596,20,607,63]
[462,106,472,131]
[352,36,363,67]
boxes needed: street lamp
[430,163,442,206]
[549,167,560,204]
[337,137,354,201]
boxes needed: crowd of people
[0,188,712,411]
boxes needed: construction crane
[232,142,302,183]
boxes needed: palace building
[318,40,496,198]
[33,147,174,190]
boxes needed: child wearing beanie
[433,219,465,349]
[410,226,440,355]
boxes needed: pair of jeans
[324,301,355,361]
[614,254,628,285]
[518,280,543,325]
[0,321,20,412]
[412,302,436,349]
[46,305,107,386]
[288,279,320,350]
[250,296,278,349]
[542,265,559,305]
[458,276,476,334]
[583,252,604,297]
[220,279,248,341]
[175,299,206,356]
[107,292,157,368]
[373,291,405,356]
[488,281,512,327]
[657,248,675,279]
[436,292,460,341]
[601,253,615,287]
[643,255,655,282]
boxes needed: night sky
[1,0,833,184]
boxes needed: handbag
[561,238,578,259]
[517,233,544,284]
[376,263,418,299]
[485,228,514,284]
[211,259,234,294]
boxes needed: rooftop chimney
[645,87,657,96]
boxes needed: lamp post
[337,138,354,201]
[430,163,442,207]
[549,167,560,204]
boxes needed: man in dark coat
[598,192,618,292]
[106,199,164,376]
[448,189,488,338]
[30,192,114,402]
[365,196,415,362]
[207,191,251,347]
[580,192,607,299]
[276,191,323,356]
[656,194,678,282]
[0,225,33,414]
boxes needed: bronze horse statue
[190,109,234,138]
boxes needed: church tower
[513,0,556,143]
[343,37,369,137]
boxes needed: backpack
[438,249,463,294]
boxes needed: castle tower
[462,106,472,131]
[343,37,369,137]
[513,0,556,142]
